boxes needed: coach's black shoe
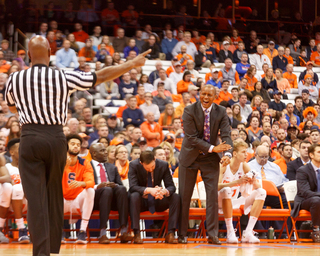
[178,236,188,244]
[18,228,30,244]
[76,230,87,244]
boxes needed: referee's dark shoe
[178,235,188,244]
[208,236,222,244]
[76,230,87,244]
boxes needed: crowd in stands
[2,0,320,245]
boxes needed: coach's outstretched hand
[212,141,232,153]
[131,49,152,67]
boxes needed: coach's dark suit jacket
[128,159,175,195]
[291,163,320,217]
[230,116,240,129]
[179,101,233,167]
[287,157,304,181]
[90,162,123,186]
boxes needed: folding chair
[253,180,291,242]
[283,180,312,242]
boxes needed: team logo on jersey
[68,172,76,184]
[11,174,21,185]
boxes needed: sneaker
[0,230,9,244]
[18,228,30,244]
[241,230,260,244]
[76,231,87,244]
[61,231,66,244]
[226,230,238,244]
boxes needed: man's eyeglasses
[257,155,268,159]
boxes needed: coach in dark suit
[291,144,320,242]
[178,84,233,244]
[287,140,311,180]
[90,143,133,244]
[128,151,180,244]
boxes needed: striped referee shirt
[5,64,96,126]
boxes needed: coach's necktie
[147,172,156,214]
[261,166,266,180]
[203,109,210,143]
[317,169,320,192]
[98,163,107,183]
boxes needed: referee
[5,36,150,256]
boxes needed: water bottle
[268,226,274,239]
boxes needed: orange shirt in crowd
[62,158,94,200]
[283,72,298,88]
[218,70,240,84]
[171,94,182,102]
[175,53,194,66]
[192,36,206,50]
[213,97,222,105]
[115,160,130,180]
[121,10,139,24]
[220,44,236,54]
[230,36,242,48]
[283,55,294,64]
[81,151,92,163]
[310,51,320,65]
[205,72,212,83]
[72,31,89,43]
[116,105,128,118]
[136,95,145,106]
[218,91,232,102]
[174,103,186,118]
[158,113,173,128]
[98,45,115,56]
[0,60,11,73]
[169,129,183,151]
[101,9,119,23]
[78,48,96,62]
[299,122,320,130]
[276,78,291,94]
[271,150,282,161]
[273,157,293,175]
[140,121,163,147]
[263,48,278,62]
[244,74,258,91]
[246,152,254,162]
[211,42,220,54]
[48,40,57,55]
[166,66,174,77]
[177,80,194,94]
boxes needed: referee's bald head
[28,35,51,65]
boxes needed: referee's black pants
[19,124,67,256]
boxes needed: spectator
[273,144,293,174]
[121,5,139,29]
[161,30,178,61]
[74,57,86,72]
[122,96,144,128]
[285,103,301,125]
[218,58,240,85]
[112,52,121,65]
[46,31,57,55]
[283,47,294,64]
[149,61,162,85]
[99,79,120,100]
[206,33,220,55]
[95,43,109,62]
[90,26,102,47]
[99,36,115,56]
[54,40,79,69]
[123,39,139,58]
[135,85,145,106]
[234,53,250,80]
[154,69,176,94]
[237,92,252,120]
[206,69,221,88]
[246,116,262,141]
[306,38,316,61]
[125,127,142,153]
[175,92,191,118]
[113,28,129,53]
[185,61,199,83]
[101,2,120,35]
[283,64,297,89]
[251,45,271,71]
[263,40,278,63]
[310,43,320,67]
[177,71,193,94]
[269,91,286,112]
[0,40,14,62]
[275,68,291,94]
[169,63,183,86]
[134,30,144,53]
[166,57,179,77]
[203,38,218,62]
[141,24,159,41]
[293,96,303,122]
[230,29,242,48]
[67,33,79,53]
[119,72,137,99]
[152,83,172,113]
[140,112,163,148]
[298,75,318,101]
[77,0,99,28]
[228,87,240,106]
[252,81,271,102]
[218,80,232,102]
[195,44,214,68]
[233,41,249,64]
[171,31,197,59]
[175,45,194,67]
[129,69,139,87]
[35,22,48,38]
[158,103,175,129]
[219,41,233,62]
[191,29,206,50]
[299,61,319,83]
[245,30,259,54]
[288,38,301,63]
[261,68,278,93]
[302,90,315,109]
[272,47,288,72]
[244,66,258,91]
[141,35,160,60]
[140,92,160,120]
[78,38,96,62]
[139,74,153,93]
[72,23,89,45]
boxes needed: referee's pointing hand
[132,49,152,67]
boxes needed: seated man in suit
[128,151,180,244]
[287,140,311,180]
[292,143,320,242]
[89,143,133,244]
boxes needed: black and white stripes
[5,64,96,126]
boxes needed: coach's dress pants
[19,124,67,256]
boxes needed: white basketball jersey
[221,162,245,200]
[6,163,21,185]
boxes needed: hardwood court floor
[1,243,320,256]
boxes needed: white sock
[16,218,25,230]
[80,220,89,231]
[246,216,258,232]
[0,218,6,228]
[225,218,234,233]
